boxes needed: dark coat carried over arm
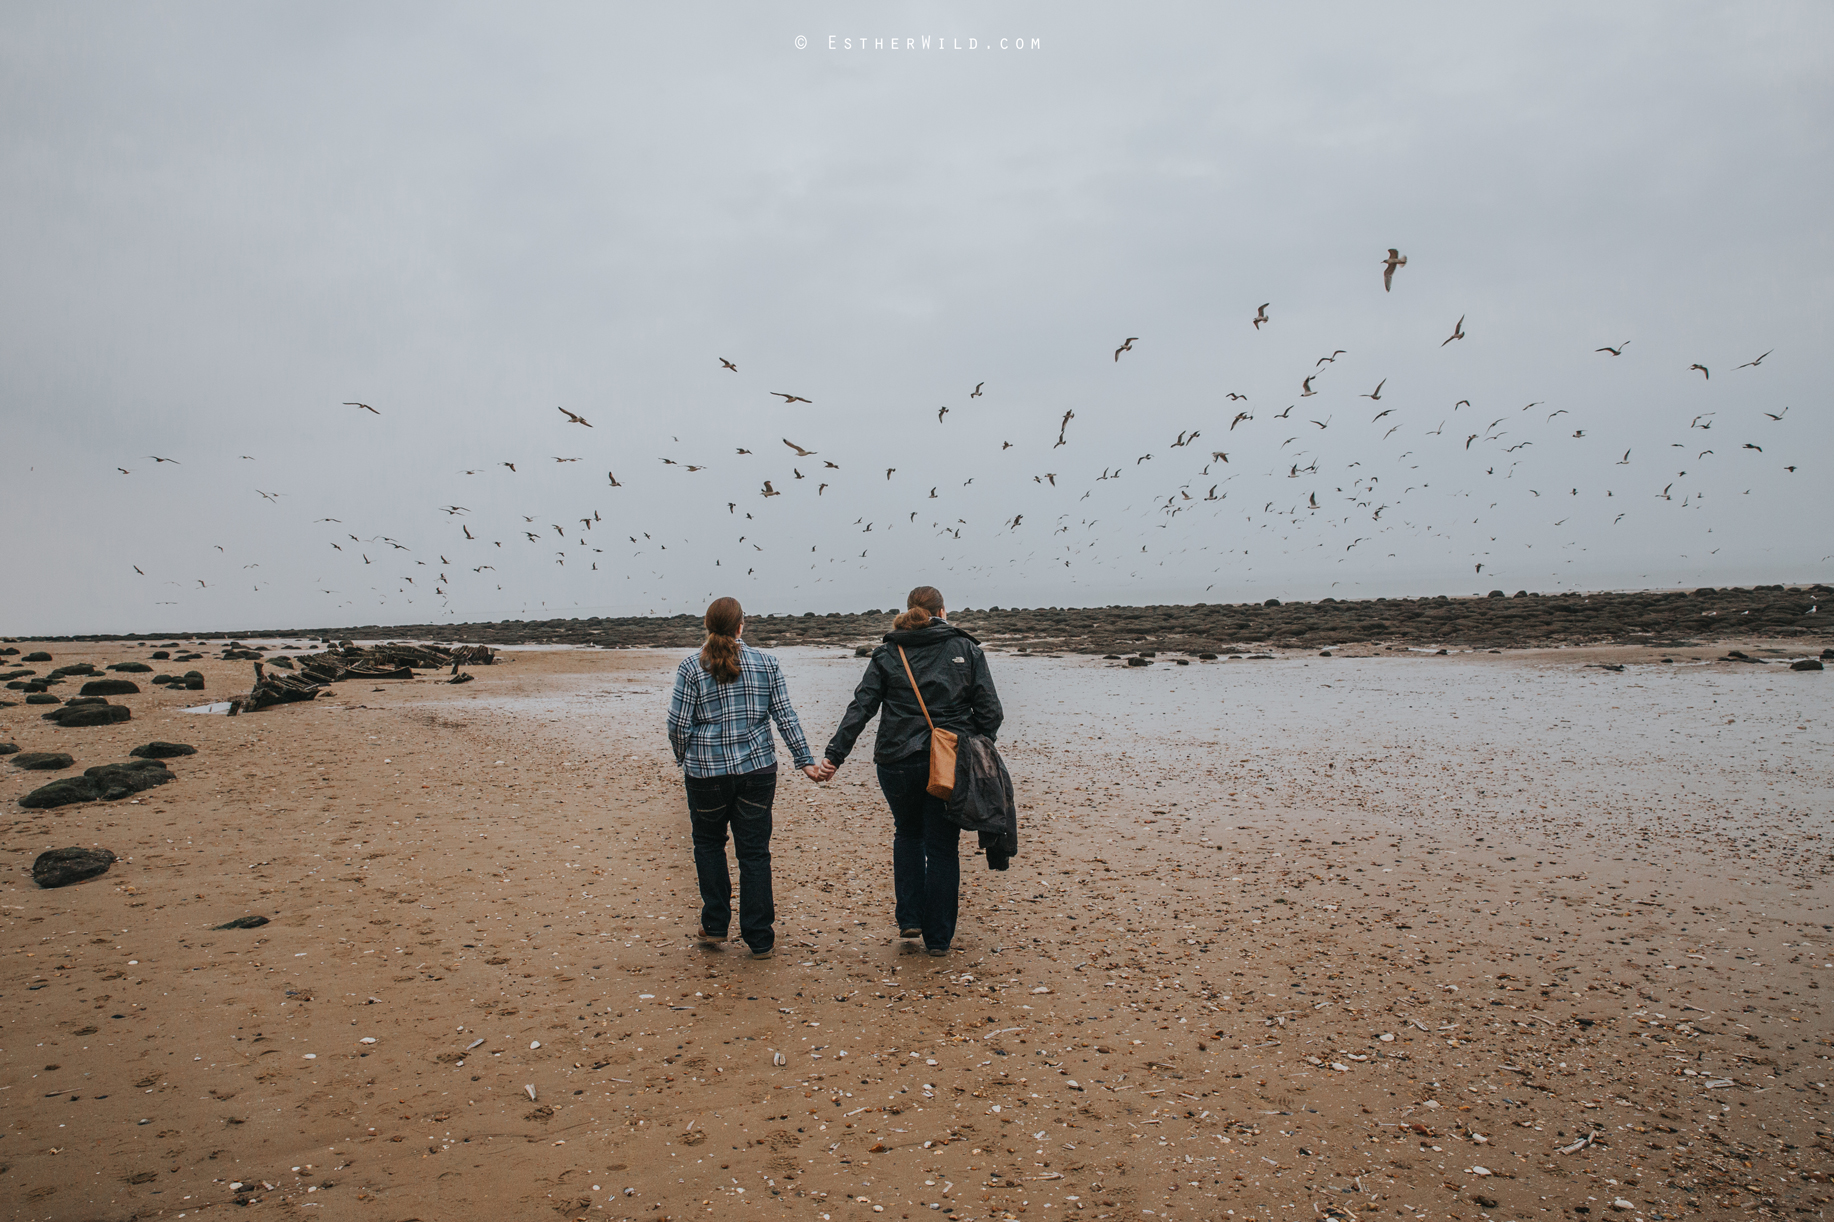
[947,731,1018,869]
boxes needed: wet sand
[3,641,1831,1222]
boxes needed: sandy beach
[3,639,1831,1222]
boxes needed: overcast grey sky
[3,2,1829,635]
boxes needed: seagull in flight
[1300,375,1317,397]
[557,406,592,426]
[345,402,379,414]
[1316,350,1345,366]
[1252,303,1269,330]
[1737,350,1773,368]
[1360,379,1386,401]
[1763,406,1789,421]
[1381,248,1407,291]
[771,392,812,404]
[783,438,816,457]
[718,357,738,372]
[1689,364,1709,380]
[1114,337,1138,361]
[1441,315,1465,346]
[971,382,985,397]
[1596,342,1629,356]
[146,455,181,464]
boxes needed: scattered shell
[1469,1166,1491,1176]
[529,1040,541,1050]
[524,1084,537,1101]
[467,1038,485,1050]
[1031,986,1052,994]
[1613,1199,1634,1212]
[358,1037,377,1045]
[772,1051,787,1066]
[302,1053,317,1060]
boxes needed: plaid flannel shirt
[667,643,815,778]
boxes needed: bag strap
[895,646,936,731]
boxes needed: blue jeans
[877,753,960,951]
[683,771,776,952]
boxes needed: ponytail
[700,596,743,683]
[893,605,932,631]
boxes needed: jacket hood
[883,621,980,648]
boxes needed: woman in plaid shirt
[667,596,822,958]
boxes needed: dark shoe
[926,946,949,957]
[899,927,922,939]
[749,945,774,959]
[696,929,727,943]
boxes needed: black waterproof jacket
[822,621,1003,767]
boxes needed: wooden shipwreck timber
[228,641,495,713]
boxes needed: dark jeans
[684,770,776,952]
[877,753,961,950]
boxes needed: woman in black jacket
[819,585,1003,956]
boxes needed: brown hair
[700,596,743,683]
[894,586,944,632]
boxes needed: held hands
[803,758,838,783]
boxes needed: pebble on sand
[32,846,117,888]
[130,741,198,759]
[78,678,141,696]
[18,759,173,808]
[11,751,74,771]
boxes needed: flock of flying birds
[110,247,1803,616]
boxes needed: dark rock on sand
[150,650,170,660]
[32,847,117,888]
[130,741,197,759]
[108,661,153,673]
[18,759,172,808]
[12,752,74,770]
[42,702,132,727]
[1793,659,1824,671]
[184,671,205,690]
[1126,657,1153,667]
[24,651,53,662]
[25,693,61,705]
[0,742,19,755]
[213,915,270,930]
[79,678,141,696]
